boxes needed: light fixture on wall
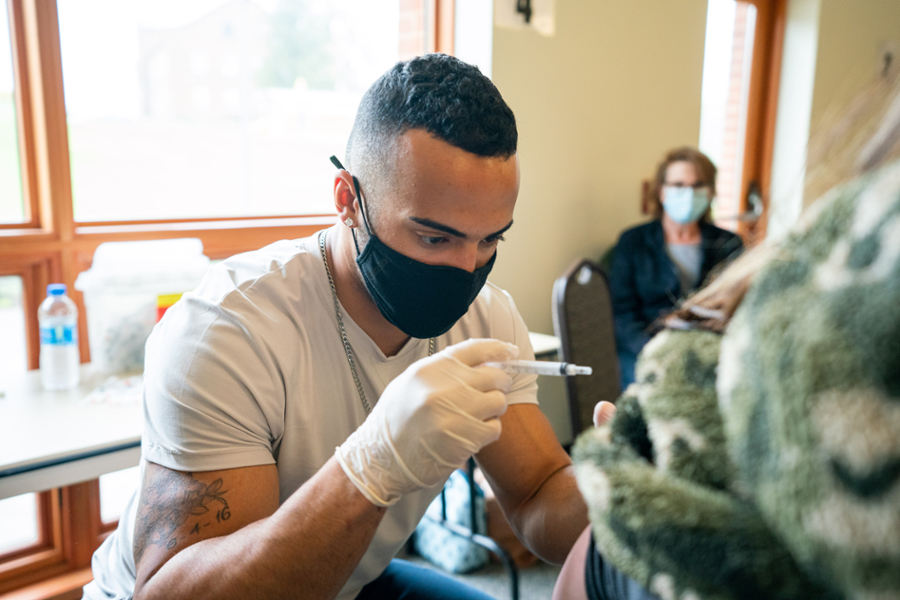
[516,0,532,23]
[496,0,555,37]
[881,41,899,79]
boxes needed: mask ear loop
[330,155,374,256]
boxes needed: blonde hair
[805,69,900,202]
[665,243,777,333]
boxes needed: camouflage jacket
[573,159,900,600]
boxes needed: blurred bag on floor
[474,468,540,568]
[413,469,488,574]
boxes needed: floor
[407,555,562,600]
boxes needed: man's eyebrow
[408,217,514,240]
[489,220,515,239]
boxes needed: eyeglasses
[663,181,709,190]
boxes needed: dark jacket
[586,534,661,600]
[608,219,742,387]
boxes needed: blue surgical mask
[662,187,710,224]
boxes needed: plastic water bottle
[39,284,81,390]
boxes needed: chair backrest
[552,259,621,438]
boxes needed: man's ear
[333,171,360,228]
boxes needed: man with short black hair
[85,53,588,600]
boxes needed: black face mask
[330,156,496,339]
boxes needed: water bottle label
[40,324,78,345]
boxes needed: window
[59,0,412,222]
[0,2,23,224]
[0,275,27,382]
[699,0,787,240]
[700,0,758,227]
[0,494,39,557]
[99,466,141,525]
[0,1,449,597]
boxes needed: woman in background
[554,72,900,600]
[609,148,742,388]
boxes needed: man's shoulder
[162,234,326,344]
[144,234,327,409]
[473,281,517,314]
[192,235,321,307]
[448,281,525,344]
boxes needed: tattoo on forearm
[133,469,231,565]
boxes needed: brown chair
[552,259,621,440]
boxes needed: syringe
[483,360,593,376]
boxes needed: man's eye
[483,234,506,245]
[421,236,446,245]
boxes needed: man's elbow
[506,482,589,564]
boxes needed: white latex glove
[336,338,518,507]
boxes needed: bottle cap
[47,283,67,296]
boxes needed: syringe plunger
[483,360,593,377]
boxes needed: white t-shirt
[84,230,538,600]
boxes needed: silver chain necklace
[318,230,434,414]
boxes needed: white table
[529,331,560,358]
[0,366,143,500]
[0,333,570,501]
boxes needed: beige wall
[767,0,900,224]
[488,0,709,335]
[811,0,900,135]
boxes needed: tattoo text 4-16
[134,469,232,563]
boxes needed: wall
[810,0,900,138]
[767,0,820,240]
[767,0,900,236]
[487,0,709,334]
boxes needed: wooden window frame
[0,486,100,600]
[638,0,785,235]
[0,491,60,580]
[737,0,787,242]
[0,1,451,598]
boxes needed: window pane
[0,2,25,224]
[58,0,419,222]
[0,276,27,383]
[0,493,39,556]
[99,465,141,524]
[699,0,757,229]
